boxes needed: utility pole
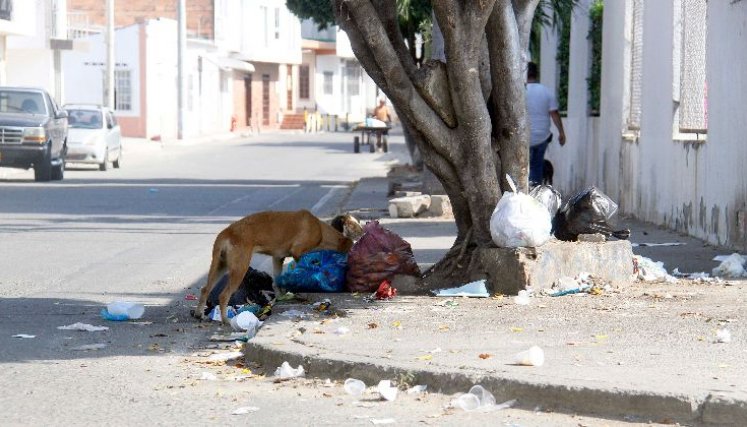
[177,0,186,139]
[105,0,115,109]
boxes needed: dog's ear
[342,215,364,240]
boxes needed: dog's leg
[271,256,284,296]
[194,243,226,320]
[218,247,252,325]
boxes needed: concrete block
[578,233,607,243]
[422,240,634,295]
[388,195,431,218]
[394,191,422,198]
[429,195,452,216]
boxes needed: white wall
[145,19,177,139]
[218,0,301,65]
[547,0,747,249]
[62,24,141,117]
[0,0,37,37]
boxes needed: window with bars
[345,62,360,96]
[627,0,645,131]
[299,65,310,99]
[323,71,333,95]
[102,69,132,111]
[678,0,708,134]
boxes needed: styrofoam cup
[106,302,144,319]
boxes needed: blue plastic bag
[276,250,348,293]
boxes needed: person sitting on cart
[373,99,391,146]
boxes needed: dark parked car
[0,87,68,181]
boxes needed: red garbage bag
[345,221,420,292]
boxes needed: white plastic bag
[490,175,552,248]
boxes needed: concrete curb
[245,341,746,425]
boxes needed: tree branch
[334,0,457,159]
[486,0,530,191]
[371,0,418,79]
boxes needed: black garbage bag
[529,184,562,217]
[553,187,631,241]
[205,267,274,315]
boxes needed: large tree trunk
[333,0,539,288]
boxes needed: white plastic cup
[514,345,545,366]
[106,302,144,319]
[230,311,260,332]
[468,385,496,407]
[344,378,366,397]
[454,393,480,411]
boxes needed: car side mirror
[107,122,114,129]
[56,110,68,119]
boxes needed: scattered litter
[633,255,677,282]
[334,326,350,335]
[514,290,531,305]
[57,323,109,332]
[199,372,218,381]
[452,385,514,412]
[632,242,686,247]
[344,378,366,396]
[12,334,35,339]
[377,380,398,401]
[712,253,746,278]
[210,332,252,342]
[491,175,552,248]
[514,346,545,367]
[238,303,263,315]
[370,419,396,425]
[546,273,608,297]
[184,293,198,301]
[716,329,732,343]
[416,354,433,361]
[208,306,237,322]
[279,309,308,318]
[230,311,262,337]
[553,186,630,241]
[479,353,492,359]
[101,301,145,321]
[231,406,259,415]
[207,351,243,362]
[274,361,305,379]
[407,385,427,395]
[434,279,489,297]
[713,254,746,263]
[375,280,398,300]
[72,343,107,351]
[148,188,159,193]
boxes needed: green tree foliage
[587,0,604,115]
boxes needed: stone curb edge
[245,342,746,425]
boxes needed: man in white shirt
[526,62,566,185]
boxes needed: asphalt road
[0,132,672,426]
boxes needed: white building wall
[223,0,301,65]
[549,0,747,249]
[145,19,177,139]
[62,24,141,117]
[5,0,53,91]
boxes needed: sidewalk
[246,176,747,425]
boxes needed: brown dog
[193,210,362,324]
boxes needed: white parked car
[64,104,122,170]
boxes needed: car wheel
[52,159,64,181]
[113,147,122,169]
[34,144,52,182]
[99,149,109,171]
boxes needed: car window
[0,90,47,115]
[66,109,104,129]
